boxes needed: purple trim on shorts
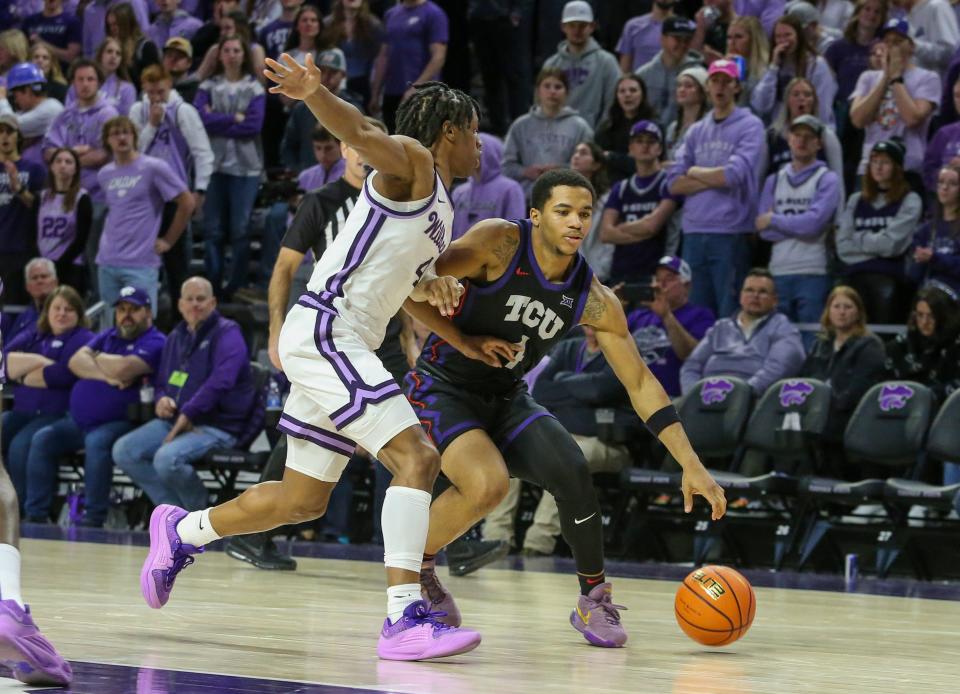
[499,411,553,450]
[527,220,586,292]
[404,371,482,450]
[278,413,356,456]
[297,292,338,316]
[472,220,524,295]
[572,266,596,326]
[325,208,386,297]
[330,379,404,428]
[313,310,363,386]
[362,175,437,218]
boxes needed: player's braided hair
[394,81,480,148]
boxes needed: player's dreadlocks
[395,81,480,148]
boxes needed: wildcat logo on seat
[879,383,914,412]
[779,380,815,407]
[700,378,735,405]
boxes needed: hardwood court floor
[14,538,960,693]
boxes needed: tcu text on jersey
[504,294,566,340]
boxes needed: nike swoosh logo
[574,513,596,525]
[576,606,590,624]
[199,518,204,530]
[586,576,604,585]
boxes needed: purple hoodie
[154,311,254,437]
[734,0,786,35]
[146,10,203,49]
[451,133,526,240]
[679,311,805,395]
[42,95,118,203]
[923,122,960,191]
[82,0,150,57]
[3,324,94,415]
[666,106,766,235]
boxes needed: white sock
[175,509,221,547]
[0,545,23,608]
[387,584,422,623]
[382,486,431,619]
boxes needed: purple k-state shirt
[666,106,766,235]
[155,311,254,437]
[42,96,118,203]
[383,0,449,96]
[3,324,94,415]
[22,10,82,50]
[70,326,166,432]
[96,155,187,269]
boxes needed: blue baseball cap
[880,18,913,41]
[629,120,662,141]
[113,286,151,308]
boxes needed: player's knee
[282,497,329,524]
[549,458,592,503]
[474,472,510,513]
[389,444,442,487]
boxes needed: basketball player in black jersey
[403,169,727,647]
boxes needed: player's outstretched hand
[264,53,323,101]
[680,460,727,520]
[458,334,523,368]
[419,275,464,317]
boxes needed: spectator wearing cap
[891,0,960,73]
[849,18,940,188]
[601,120,680,285]
[96,115,194,315]
[42,59,117,211]
[451,132,525,241]
[618,0,677,73]
[667,59,766,318]
[541,1,621,130]
[112,276,256,512]
[162,37,199,103]
[147,0,203,50]
[835,138,922,323]
[627,256,716,397]
[370,0,449,134]
[1,285,92,509]
[260,0,301,61]
[502,67,593,200]
[130,64,213,305]
[81,0,149,58]
[1,258,58,346]
[37,148,91,293]
[665,65,708,162]
[636,15,703,127]
[24,286,165,526]
[594,74,659,181]
[908,164,960,299]
[762,77,844,203]
[680,268,805,396]
[21,0,81,67]
[0,114,45,306]
[786,0,836,53]
[756,114,841,335]
[751,14,838,127]
[0,62,64,166]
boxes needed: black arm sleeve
[57,194,92,274]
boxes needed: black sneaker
[224,535,297,571]
[445,537,510,577]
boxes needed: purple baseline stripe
[472,220,525,295]
[526,219,587,292]
[326,208,385,296]
[314,310,361,386]
[361,174,438,218]
[278,416,356,456]
[330,381,403,429]
[572,266,596,327]
[297,293,338,317]
[279,412,356,448]
[498,410,553,450]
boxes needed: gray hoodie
[636,49,704,125]
[502,105,594,198]
[542,37,622,129]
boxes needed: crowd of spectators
[2,0,960,535]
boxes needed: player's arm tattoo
[490,228,519,264]
[581,288,608,324]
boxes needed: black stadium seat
[796,381,936,573]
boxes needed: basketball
[675,565,756,647]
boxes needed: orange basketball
[674,565,756,647]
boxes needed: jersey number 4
[413,258,433,287]
[504,335,529,369]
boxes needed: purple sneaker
[569,583,628,648]
[377,600,480,661]
[140,504,204,609]
[0,600,72,686]
[420,566,461,627]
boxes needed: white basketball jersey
[303,170,453,349]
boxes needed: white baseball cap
[562,1,594,24]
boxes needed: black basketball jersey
[417,219,594,394]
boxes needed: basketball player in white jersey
[139,53,509,661]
